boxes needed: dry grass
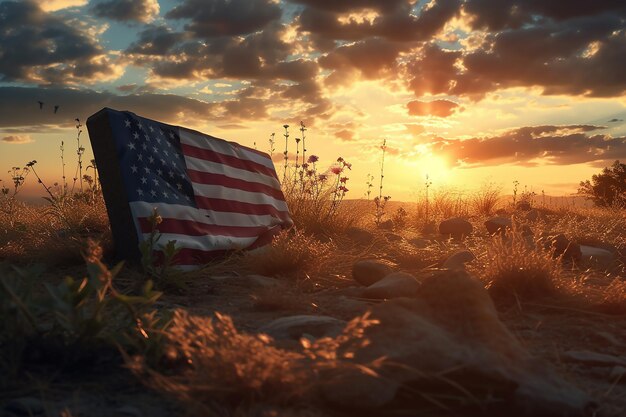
[595,278,626,314]
[126,309,378,408]
[241,229,333,279]
[470,229,564,303]
[0,195,110,264]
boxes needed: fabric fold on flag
[87,108,292,266]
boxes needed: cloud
[0,1,120,85]
[0,86,219,128]
[35,0,87,11]
[608,118,624,123]
[91,0,159,23]
[165,0,281,38]
[430,125,626,167]
[1,135,34,144]
[407,99,460,117]
[335,129,355,141]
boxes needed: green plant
[374,139,390,226]
[0,240,161,382]
[139,209,184,290]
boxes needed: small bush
[242,229,332,279]
[471,229,563,303]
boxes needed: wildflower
[331,166,342,175]
[307,155,319,163]
[340,176,348,183]
[339,186,349,193]
[306,169,315,177]
[337,157,344,163]
[318,174,328,182]
[301,163,309,169]
[344,162,352,170]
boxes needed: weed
[470,228,563,304]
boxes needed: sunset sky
[1,0,625,200]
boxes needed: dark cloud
[407,99,460,117]
[464,0,626,31]
[335,129,355,141]
[1,135,33,144]
[430,125,626,167]
[91,0,159,23]
[0,1,117,85]
[126,25,186,55]
[294,0,460,42]
[165,0,281,38]
[0,86,218,128]
[608,118,624,123]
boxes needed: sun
[416,154,451,183]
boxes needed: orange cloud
[407,99,460,117]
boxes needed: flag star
[159,129,164,136]
[149,156,155,164]
[133,132,139,139]
[142,143,148,151]
[137,189,143,196]
[156,137,161,144]
[157,169,163,176]
[169,132,174,139]
[162,191,168,198]
[166,141,172,148]
[144,167,151,174]
[138,122,143,130]
[130,165,138,173]
[168,170,174,177]
[144,134,150,141]
[173,194,179,199]
[138,154,143,161]
[127,142,136,150]
[163,150,169,156]
[125,119,131,128]
[150,190,156,197]
[141,177,147,184]
[167,182,172,188]
[149,125,154,132]
[152,178,159,185]
[160,158,166,165]
[152,146,158,153]
[176,183,182,190]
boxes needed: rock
[438,217,473,238]
[353,270,592,416]
[245,274,284,289]
[5,397,44,415]
[259,315,346,341]
[484,216,513,235]
[516,200,532,211]
[362,272,421,299]
[580,245,615,269]
[408,237,430,248]
[385,232,403,241]
[321,367,399,408]
[352,260,394,287]
[442,250,476,269]
[562,350,626,367]
[526,209,540,222]
[378,219,394,230]
[542,233,582,261]
[346,227,375,245]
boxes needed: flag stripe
[184,156,281,189]
[187,170,286,201]
[137,217,273,238]
[181,143,278,179]
[141,232,258,251]
[179,129,275,170]
[191,183,289,211]
[194,196,291,220]
[130,202,288,228]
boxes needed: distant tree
[578,160,626,208]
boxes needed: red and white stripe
[129,128,292,266]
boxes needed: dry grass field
[0,182,625,417]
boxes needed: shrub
[471,229,563,303]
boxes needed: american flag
[87,108,292,266]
